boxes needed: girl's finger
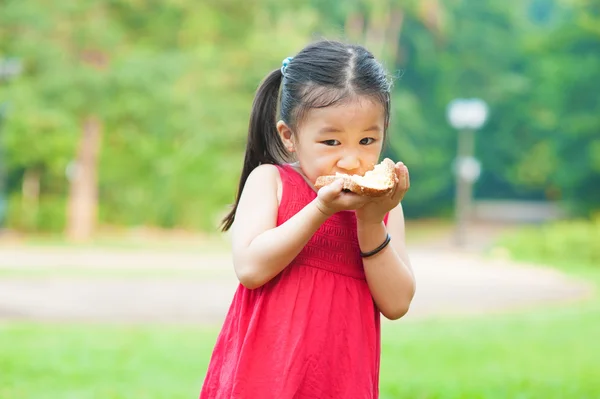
[392,166,407,201]
[397,163,409,189]
[318,179,344,202]
[395,162,403,183]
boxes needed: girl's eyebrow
[318,125,382,134]
[317,126,343,134]
[363,125,381,132]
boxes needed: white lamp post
[447,98,488,247]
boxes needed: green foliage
[497,216,600,269]
[6,194,67,232]
[0,0,317,232]
[0,0,598,233]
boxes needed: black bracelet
[360,233,391,258]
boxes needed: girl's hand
[315,179,372,216]
[355,162,410,225]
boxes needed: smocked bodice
[276,164,367,280]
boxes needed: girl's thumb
[318,178,344,201]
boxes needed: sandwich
[314,158,397,197]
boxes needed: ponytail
[220,69,289,232]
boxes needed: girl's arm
[231,164,329,289]
[358,203,416,320]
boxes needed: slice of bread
[314,158,397,197]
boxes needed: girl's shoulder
[244,163,283,204]
[243,163,312,208]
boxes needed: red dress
[200,164,387,399]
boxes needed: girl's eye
[360,137,376,145]
[321,140,340,146]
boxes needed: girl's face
[278,96,386,184]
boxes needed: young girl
[200,40,415,399]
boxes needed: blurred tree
[0,0,316,234]
[0,0,597,235]
[523,0,600,214]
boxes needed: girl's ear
[276,120,295,152]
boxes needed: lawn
[1,276,598,399]
[1,220,599,399]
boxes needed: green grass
[1,283,599,399]
[1,221,599,398]
[380,298,600,399]
[0,323,214,399]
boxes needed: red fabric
[200,164,387,399]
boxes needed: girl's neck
[288,162,318,194]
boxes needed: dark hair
[221,40,392,231]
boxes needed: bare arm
[358,203,416,320]
[231,165,329,289]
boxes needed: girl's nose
[337,153,361,172]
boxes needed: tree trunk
[345,12,365,43]
[418,0,444,45]
[344,6,405,66]
[66,115,102,242]
[365,8,388,61]
[386,7,405,65]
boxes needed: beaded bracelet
[360,233,391,258]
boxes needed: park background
[1,0,599,398]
